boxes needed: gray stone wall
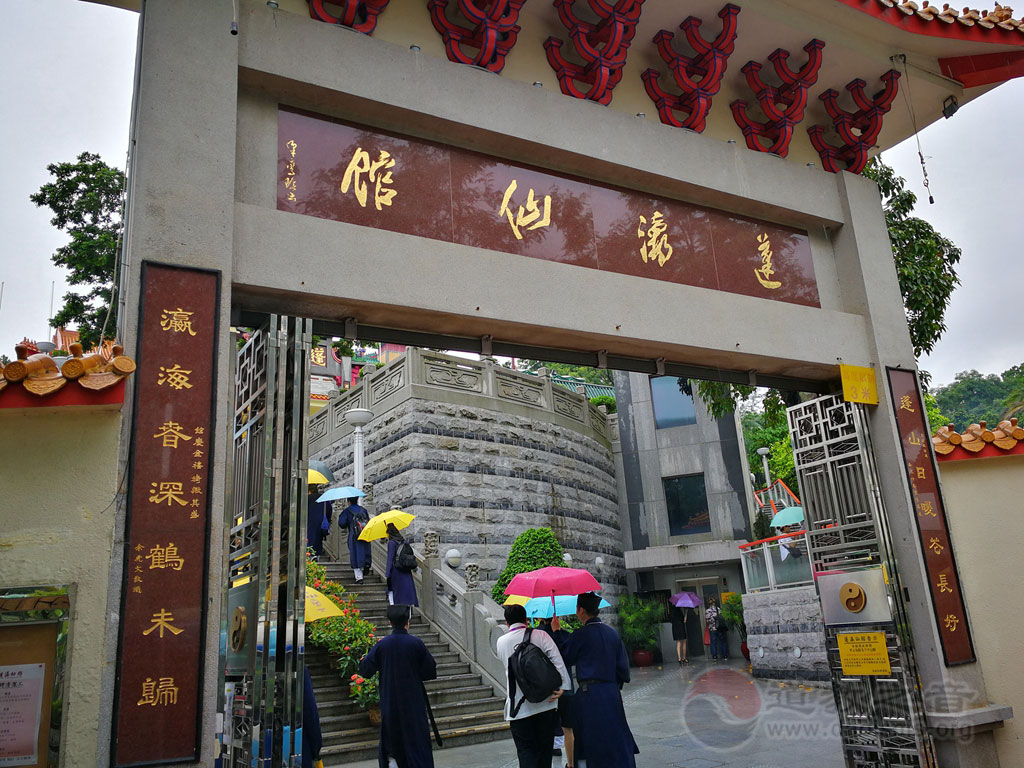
[315,397,625,603]
[743,586,828,682]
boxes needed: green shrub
[721,592,744,629]
[589,394,616,414]
[618,594,661,652]
[490,528,566,604]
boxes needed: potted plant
[721,593,749,660]
[618,594,661,667]
[349,672,381,723]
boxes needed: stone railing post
[406,346,422,385]
[537,367,554,414]
[420,531,442,622]
[481,356,496,397]
[576,385,590,429]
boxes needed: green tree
[863,158,961,359]
[518,360,612,386]
[617,594,662,652]
[589,394,617,413]
[490,528,566,604]
[923,392,949,432]
[31,152,124,351]
[932,365,1024,431]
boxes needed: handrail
[738,529,807,549]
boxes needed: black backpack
[507,628,562,716]
[395,541,417,572]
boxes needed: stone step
[321,720,511,764]
[321,707,507,747]
[313,680,497,719]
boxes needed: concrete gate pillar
[99,1,239,764]
[830,171,1006,766]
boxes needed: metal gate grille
[789,394,936,768]
[220,316,312,767]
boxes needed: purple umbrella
[670,591,702,608]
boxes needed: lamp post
[756,446,771,487]
[344,408,374,489]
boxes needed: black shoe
[552,748,562,756]
[355,579,363,584]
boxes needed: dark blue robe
[386,539,418,606]
[560,617,638,768]
[306,496,331,557]
[358,628,438,768]
[302,666,322,768]
[337,503,371,570]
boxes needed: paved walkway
[344,658,844,768]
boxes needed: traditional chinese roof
[549,373,616,400]
[848,2,1024,38]
[1,341,136,408]
[932,418,1024,460]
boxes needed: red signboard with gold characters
[278,108,820,308]
[113,263,220,765]
[887,367,975,666]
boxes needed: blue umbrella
[524,594,611,619]
[316,486,366,503]
[770,505,805,528]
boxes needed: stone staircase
[311,560,510,764]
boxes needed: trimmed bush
[589,394,616,414]
[490,528,566,604]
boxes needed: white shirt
[495,623,571,721]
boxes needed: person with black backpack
[385,523,419,606]
[337,496,371,583]
[496,604,571,768]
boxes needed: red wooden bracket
[544,0,646,105]
[729,39,825,156]
[428,0,527,72]
[641,3,741,132]
[808,70,900,174]
[307,0,391,34]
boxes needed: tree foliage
[618,594,662,652]
[490,527,566,604]
[863,158,961,358]
[30,152,124,351]
[589,394,617,413]
[931,365,1024,431]
[518,360,612,385]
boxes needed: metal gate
[219,315,312,767]
[789,394,936,768]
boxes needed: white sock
[554,735,564,749]
[388,759,399,768]
[353,568,363,581]
[388,591,394,605]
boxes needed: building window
[650,376,697,429]
[663,474,711,536]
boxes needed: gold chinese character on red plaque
[142,608,184,639]
[149,482,188,507]
[137,676,179,707]
[499,179,551,240]
[153,421,192,449]
[159,308,197,336]
[157,364,193,391]
[637,211,672,268]
[341,147,397,210]
[146,543,185,571]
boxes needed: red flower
[344,646,350,651]
[313,580,322,588]
[351,674,358,680]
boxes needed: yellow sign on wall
[840,364,879,405]
[837,632,891,676]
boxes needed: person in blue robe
[358,605,438,768]
[306,490,331,558]
[552,592,638,768]
[301,665,322,768]
[336,497,371,583]
[385,524,418,606]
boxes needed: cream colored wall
[940,454,1024,766]
[0,406,122,766]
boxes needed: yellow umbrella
[306,586,344,621]
[308,468,329,485]
[359,509,416,541]
[503,594,530,606]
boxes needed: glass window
[664,474,712,536]
[650,376,697,428]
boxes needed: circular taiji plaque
[230,606,247,651]
[840,582,867,613]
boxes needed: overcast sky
[1,1,1020,388]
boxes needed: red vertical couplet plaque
[887,368,975,666]
[113,263,220,765]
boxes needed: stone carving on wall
[424,362,483,392]
[464,563,480,590]
[370,366,405,405]
[495,373,544,406]
[309,417,328,443]
[423,530,440,557]
[553,390,585,421]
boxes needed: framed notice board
[0,623,58,768]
